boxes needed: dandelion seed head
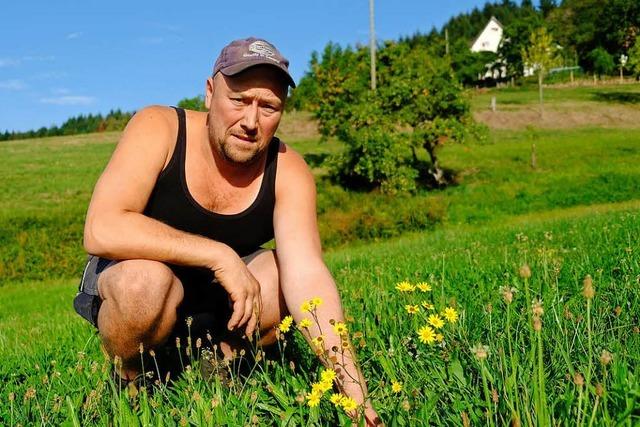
[600,350,613,366]
[582,275,595,299]
[470,343,490,360]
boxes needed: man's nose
[240,101,259,132]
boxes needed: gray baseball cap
[213,37,296,88]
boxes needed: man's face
[205,66,287,166]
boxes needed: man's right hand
[211,252,262,337]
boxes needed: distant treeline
[0,109,133,142]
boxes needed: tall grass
[1,208,638,425]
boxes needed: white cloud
[0,79,27,90]
[40,95,96,106]
[0,58,20,68]
[66,32,82,40]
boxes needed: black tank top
[143,107,278,257]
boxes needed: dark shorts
[73,251,265,338]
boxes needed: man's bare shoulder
[122,105,176,140]
[275,141,315,187]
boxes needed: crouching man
[73,37,380,424]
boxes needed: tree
[313,41,481,193]
[628,38,640,78]
[587,47,615,78]
[498,15,543,79]
[177,95,207,112]
[522,27,561,114]
[539,0,557,18]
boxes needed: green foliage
[450,41,498,86]
[629,37,640,77]
[312,41,477,193]
[498,16,544,79]
[177,95,207,112]
[0,110,133,141]
[587,47,615,77]
[547,0,640,69]
[522,27,562,82]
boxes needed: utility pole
[445,28,449,56]
[369,0,377,91]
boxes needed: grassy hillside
[1,83,639,425]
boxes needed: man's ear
[205,76,214,109]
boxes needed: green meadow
[1,84,640,425]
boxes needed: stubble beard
[219,137,262,165]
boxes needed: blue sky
[2,0,515,132]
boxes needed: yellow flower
[311,297,324,308]
[418,325,436,344]
[320,368,336,383]
[416,282,432,292]
[443,307,458,323]
[428,314,445,329]
[278,315,293,333]
[421,301,434,310]
[298,318,312,329]
[313,380,332,393]
[405,304,420,315]
[332,321,348,336]
[311,335,325,349]
[340,396,358,412]
[301,301,312,313]
[330,393,344,406]
[391,381,403,393]
[435,333,444,342]
[395,281,415,292]
[306,391,321,407]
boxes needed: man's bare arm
[274,146,380,424]
[83,106,260,334]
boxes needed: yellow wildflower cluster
[278,315,294,333]
[304,371,358,412]
[396,280,460,346]
[405,304,420,315]
[301,297,324,313]
[298,318,312,330]
[395,281,415,292]
[332,321,348,336]
[416,282,432,292]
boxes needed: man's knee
[99,259,183,324]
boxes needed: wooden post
[531,143,537,169]
[369,0,377,91]
[490,96,496,112]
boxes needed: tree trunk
[538,72,544,118]
[424,141,445,186]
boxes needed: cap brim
[219,60,296,88]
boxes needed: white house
[470,16,540,79]
[470,16,507,80]
[470,16,503,54]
